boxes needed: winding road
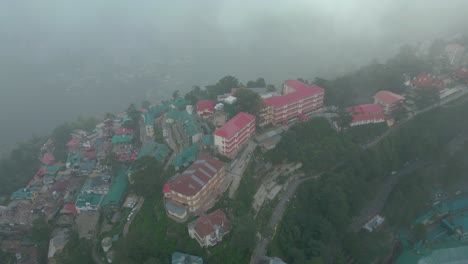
[249,86,468,263]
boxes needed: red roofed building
[196,100,216,117]
[214,112,256,157]
[454,68,468,83]
[350,113,387,127]
[411,74,445,91]
[260,80,324,126]
[373,90,405,115]
[188,209,231,247]
[347,104,382,114]
[163,154,227,221]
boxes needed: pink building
[374,91,405,115]
[260,80,324,125]
[214,112,256,157]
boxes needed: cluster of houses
[1,43,466,260]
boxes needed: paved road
[349,161,427,231]
[249,88,468,263]
[123,198,145,237]
[228,140,258,198]
[249,173,322,264]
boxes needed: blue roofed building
[172,143,199,170]
[171,252,203,264]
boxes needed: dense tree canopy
[0,137,44,197]
[206,76,239,99]
[131,157,165,197]
[234,88,264,116]
[269,100,468,263]
[246,77,266,88]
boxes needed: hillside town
[1,37,468,264]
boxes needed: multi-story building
[213,112,255,157]
[260,80,324,126]
[188,209,231,247]
[163,154,227,222]
[373,90,405,115]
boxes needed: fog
[1,0,467,146]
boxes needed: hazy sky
[1,0,468,145]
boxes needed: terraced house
[163,154,227,222]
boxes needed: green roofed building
[111,134,133,144]
[171,97,188,109]
[46,165,61,177]
[413,210,436,226]
[11,188,38,202]
[102,169,128,209]
[137,142,157,160]
[75,193,103,213]
[137,142,169,162]
[171,252,203,264]
[172,143,198,169]
[435,198,468,216]
[397,244,468,264]
[442,213,468,241]
[202,135,213,147]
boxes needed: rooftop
[411,74,445,90]
[351,113,386,123]
[374,90,405,105]
[10,188,36,200]
[196,100,216,112]
[143,112,154,126]
[188,209,230,239]
[75,193,103,207]
[263,80,324,108]
[172,143,199,168]
[166,154,224,197]
[347,104,382,114]
[102,169,128,207]
[111,134,133,144]
[171,252,203,264]
[214,112,255,139]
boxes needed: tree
[172,90,180,99]
[56,232,93,264]
[335,108,353,129]
[142,100,151,110]
[207,76,239,99]
[105,112,116,120]
[131,157,165,197]
[246,77,266,88]
[234,88,264,115]
[414,86,440,109]
[393,105,408,122]
[51,123,72,161]
[266,84,277,92]
[184,85,207,105]
[413,223,427,242]
[31,217,51,263]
